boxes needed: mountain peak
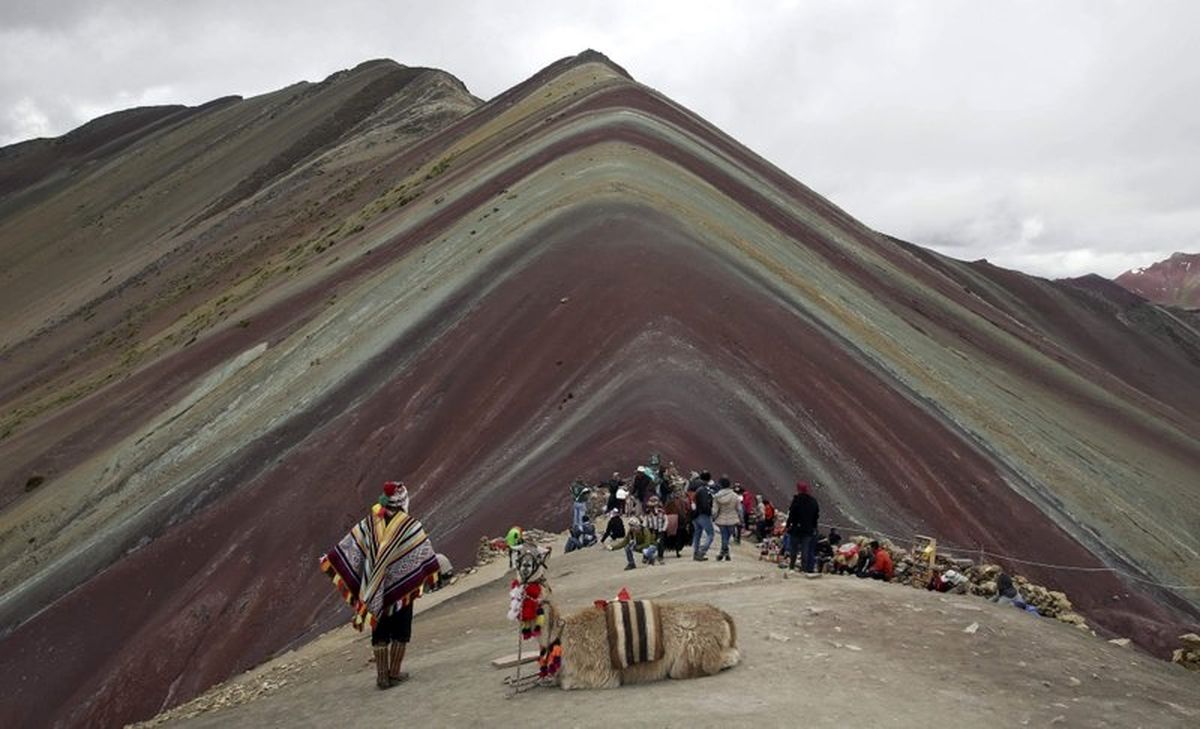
[1114,251,1200,308]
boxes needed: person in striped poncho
[320,481,439,688]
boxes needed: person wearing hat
[319,480,439,689]
[619,516,662,570]
[569,477,592,531]
[643,495,669,560]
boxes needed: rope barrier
[810,521,1200,591]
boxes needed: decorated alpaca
[509,545,740,689]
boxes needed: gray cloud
[1,0,1196,278]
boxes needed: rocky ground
[134,536,1199,729]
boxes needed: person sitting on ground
[600,509,626,544]
[581,515,597,545]
[814,528,841,573]
[858,540,894,581]
[757,498,776,541]
[991,572,1025,607]
[929,568,969,594]
[564,515,599,553]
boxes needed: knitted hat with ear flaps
[382,480,409,512]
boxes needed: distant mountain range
[1115,252,1200,309]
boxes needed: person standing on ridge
[785,481,820,572]
[713,477,741,561]
[319,481,439,689]
[569,477,591,531]
[691,473,716,560]
[740,484,756,540]
[605,472,624,513]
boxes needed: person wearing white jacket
[712,477,741,561]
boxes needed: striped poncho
[319,506,439,630]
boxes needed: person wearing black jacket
[605,472,625,512]
[785,481,820,572]
[600,510,626,544]
[691,475,715,560]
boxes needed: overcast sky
[3,0,1197,278]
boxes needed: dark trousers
[787,533,815,572]
[371,602,414,645]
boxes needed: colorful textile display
[319,508,438,630]
[605,600,665,669]
[508,580,547,639]
[538,639,562,678]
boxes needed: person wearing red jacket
[859,540,894,581]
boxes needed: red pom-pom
[383,481,397,496]
[617,587,631,602]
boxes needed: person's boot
[373,645,392,689]
[388,642,409,685]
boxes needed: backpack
[764,503,776,521]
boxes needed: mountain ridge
[0,50,1197,727]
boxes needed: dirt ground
[137,539,1199,729]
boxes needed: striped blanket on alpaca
[605,600,665,669]
[319,509,439,630]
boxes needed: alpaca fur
[543,598,740,689]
